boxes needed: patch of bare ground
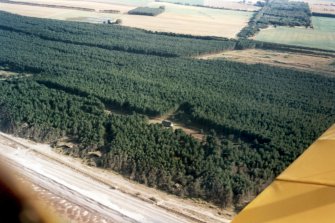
[15,176,114,223]
[105,107,205,141]
[0,70,17,78]
[196,49,335,75]
[148,112,205,141]
[0,132,233,223]
[0,69,32,80]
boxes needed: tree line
[128,6,165,16]
[238,0,312,38]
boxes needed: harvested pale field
[0,3,79,18]
[0,0,252,38]
[197,49,335,75]
[204,0,260,11]
[0,1,133,22]
[154,0,260,11]
[299,0,335,14]
[120,2,252,38]
[158,0,203,4]
[254,17,335,51]
[6,0,134,12]
[121,10,251,37]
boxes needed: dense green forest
[238,0,311,38]
[0,11,334,208]
[0,11,236,57]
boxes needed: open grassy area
[254,16,335,51]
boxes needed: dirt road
[0,133,232,223]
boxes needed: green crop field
[254,16,335,51]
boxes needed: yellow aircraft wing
[232,124,335,223]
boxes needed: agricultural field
[197,49,335,75]
[301,0,335,14]
[8,0,154,7]
[0,0,253,38]
[0,1,132,22]
[122,2,253,37]
[0,0,130,11]
[203,0,260,11]
[160,0,260,11]
[254,16,335,51]
[157,0,204,5]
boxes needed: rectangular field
[204,0,260,11]
[253,16,335,51]
[123,2,253,38]
[158,0,260,11]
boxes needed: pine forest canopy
[0,11,334,208]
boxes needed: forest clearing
[196,49,335,75]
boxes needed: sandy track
[6,158,128,223]
[0,134,191,223]
[0,132,232,223]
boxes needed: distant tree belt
[236,39,335,56]
[238,0,312,38]
[0,11,334,208]
[99,10,120,14]
[143,30,232,41]
[128,7,165,16]
[312,13,335,18]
